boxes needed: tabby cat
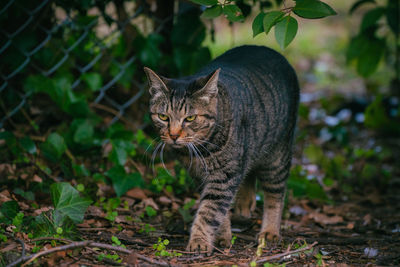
[144,45,299,254]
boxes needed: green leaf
[190,0,218,5]
[109,139,136,166]
[51,182,92,223]
[360,7,385,32]
[349,0,376,14]
[40,133,67,160]
[387,0,400,34]
[346,34,369,63]
[106,166,143,197]
[20,137,36,154]
[356,37,385,77]
[274,16,298,49]
[73,120,94,144]
[0,201,19,223]
[223,5,244,22]
[252,12,265,37]
[81,72,102,91]
[293,0,337,19]
[145,206,157,217]
[263,11,285,35]
[201,5,223,19]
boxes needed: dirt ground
[1,164,399,266]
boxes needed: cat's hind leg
[258,147,292,243]
[233,175,256,218]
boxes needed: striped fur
[144,45,299,254]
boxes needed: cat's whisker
[186,144,193,170]
[143,137,161,165]
[151,141,163,174]
[191,143,209,175]
[194,138,220,149]
[160,143,172,176]
[193,140,214,159]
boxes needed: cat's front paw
[187,237,213,256]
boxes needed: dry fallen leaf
[126,187,147,200]
[308,212,344,225]
[158,196,172,206]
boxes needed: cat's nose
[170,134,180,141]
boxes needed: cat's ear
[193,68,220,103]
[143,67,169,96]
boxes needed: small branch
[89,103,130,126]
[30,237,73,243]
[255,241,318,264]
[6,240,173,267]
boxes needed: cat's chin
[170,143,185,149]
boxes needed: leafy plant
[152,238,182,257]
[190,0,336,48]
[347,0,399,77]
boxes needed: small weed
[145,206,157,217]
[138,223,155,234]
[231,234,237,245]
[111,236,126,249]
[153,238,182,257]
[98,253,122,263]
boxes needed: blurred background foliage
[0,0,399,235]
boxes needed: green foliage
[105,166,143,197]
[274,16,298,49]
[364,96,400,135]
[101,197,121,222]
[152,238,182,257]
[145,206,157,217]
[347,0,396,77]
[51,182,92,223]
[111,236,126,249]
[293,0,337,19]
[178,199,196,223]
[40,133,67,161]
[191,0,335,48]
[201,5,223,19]
[288,165,328,201]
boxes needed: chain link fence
[0,0,171,130]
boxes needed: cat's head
[144,67,220,148]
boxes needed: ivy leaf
[106,166,143,197]
[275,16,298,49]
[223,5,244,22]
[252,12,265,37]
[40,133,66,161]
[201,5,223,19]
[293,0,337,19]
[73,120,94,144]
[81,72,102,91]
[20,137,36,154]
[349,0,376,14]
[190,0,218,5]
[109,139,136,166]
[263,11,285,35]
[360,7,385,32]
[51,182,92,223]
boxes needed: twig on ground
[255,241,318,264]
[30,237,73,243]
[4,233,26,258]
[6,240,173,267]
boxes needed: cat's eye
[185,115,197,122]
[158,114,169,121]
